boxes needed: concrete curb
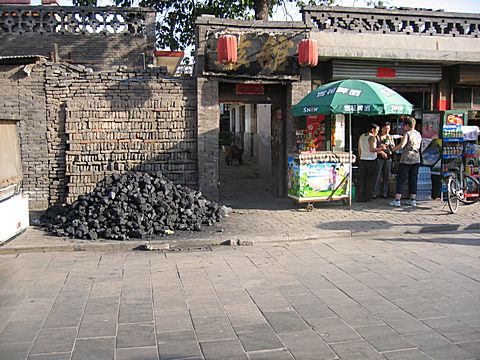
[1,223,479,254]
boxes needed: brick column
[197,77,220,201]
[436,78,450,111]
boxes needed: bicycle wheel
[458,174,480,205]
[447,176,459,214]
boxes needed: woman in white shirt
[357,123,387,202]
[390,116,422,207]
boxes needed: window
[453,87,472,109]
[473,87,480,110]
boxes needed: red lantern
[298,39,318,67]
[218,35,238,65]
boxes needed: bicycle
[445,164,480,214]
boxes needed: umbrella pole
[349,113,352,208]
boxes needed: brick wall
[45,64,197,205]
[0,6,156,71]
[0,34,154,71]
[0,64,49,210]
[0,62,197,208]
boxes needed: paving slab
[421,317,480,343]
[279,330,337,360]
[28,353,72,360]
[457,340,480,358]
[72,337,115,360]
[78,314,117,338]
[378,311,434,336]
[308,317,361,344]
[187,298,225,319]
[30,327,77,355]
[1,342,32,360]
[263,311,310,334]
[223,305,267,327]
[404,332,474,360]
[0,320,43,344]
[382,348,433,360]
[83,296,119,316]
[234,323,284,352]
[353,324,415,352]
[116,346,159,360]
[192,316,236,342]
[156,330,202,360]
[288,299,336,321]
[247,349,294,360]
[199,339,248,360]
[330,340,387,360]
[119,300,154,324]
[155,310,193,333]
[42,305,85,329]
[117,322,156,349]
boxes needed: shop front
[195,15,314,201]
[194,5,480,204]
[313,59,442,153]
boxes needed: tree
[73,0,337,52]
[73,0,390,52]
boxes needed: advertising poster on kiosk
[444,111,467,126]
[287,157,350,199]
[422,112,440,139]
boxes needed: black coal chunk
[40,171,224,241]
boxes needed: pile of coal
[41,171,228,240]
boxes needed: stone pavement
[2,154,479,252]
[1,232,480,360]
[2,194,479,253]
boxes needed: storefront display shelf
[442,154,463,159]
[443,138,464,142]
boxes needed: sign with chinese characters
[316,87,362,98]
[377,67,397,78]
[204,31,303,78]
[235,84,265,95]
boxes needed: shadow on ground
[372,236,480,246]
[317,220,468,232]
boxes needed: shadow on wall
[0,33,152,71]
[104,76,153,108]
[62,72,198,204]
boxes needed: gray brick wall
[0,6,156,71]
[45,64,197,205]
[196,77,219,201]
[0,34,154,71]
[0,62,197,209]
[0,64,49,210]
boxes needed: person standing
[373,122,395,199]
[390,116,422,207]
[357,124,386,202]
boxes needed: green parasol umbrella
[292,79,413,207]
[293,79,413,117]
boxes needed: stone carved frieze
[0,5,153,35]
[303,6,480,37]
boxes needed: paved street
[1,233,480,360]
[3,154,480,253]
